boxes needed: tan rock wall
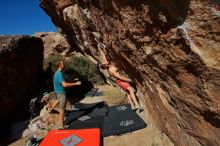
[35,32,71,58]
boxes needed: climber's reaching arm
[98,46,109,64]
[109,66,132,82]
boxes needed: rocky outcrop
[34,32,72,58]
[40,0,220,146]
[0,36,44,131]
[34,32,83,59]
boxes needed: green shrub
[66,56,104,84]
[44,55,105,84]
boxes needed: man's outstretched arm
[61,81,81,88]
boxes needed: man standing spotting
[49,60,81,128]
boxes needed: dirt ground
[8,85,173,146]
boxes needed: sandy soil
[8,85,173,146]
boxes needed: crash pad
[102,104,147,137]
[40,128,100,146]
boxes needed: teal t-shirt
[53,70,65,94]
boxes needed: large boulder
[34,32,83,59]
[0,36,44,132]
[40,1,220,146]
[34,32,71,58]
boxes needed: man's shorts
[115,79,130,91]
[56,93,66,110]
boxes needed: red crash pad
[40,128,100,146]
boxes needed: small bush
[44,55,105,84]
[66,56,105,84]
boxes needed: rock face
[34,32,83,59]
[34,32,72,58]
[0,36,44,128]
[40,0,220,146]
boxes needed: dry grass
[95,84,127,106]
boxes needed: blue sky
[0,0,57,35]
